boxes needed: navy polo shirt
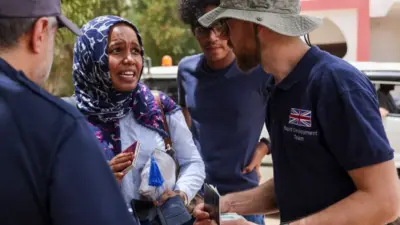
[177,54,269,195]
[266,46,394,223]
[0,58,137,225]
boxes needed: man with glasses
[177,0,271,224]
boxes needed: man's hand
[380,107,389,119]
[289,219,306,225]
[108,152,133,183]
[193,203,212,224]
[193,197,231,222]
[220,195,232,213]
[243,141,270,180]
[193,203,255,225]
[194,219,217,225]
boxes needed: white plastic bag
[139,149,177,201]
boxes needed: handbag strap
[151,90,173,150]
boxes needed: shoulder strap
[151,90,173,150]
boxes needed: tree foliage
[45,0,100,96]
[128,0,200,67]
[45,0,200,97]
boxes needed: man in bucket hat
[193,0,400,224]
[177,0,271,223]
[0,0,138,224]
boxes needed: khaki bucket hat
[198,0,322,37]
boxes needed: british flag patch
[289,108,312,127]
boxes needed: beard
[36,33,55,86]
[235,49,261,73]
[33,57,53,86]
[233,33,261,73]
[36,52,54,86]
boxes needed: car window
[392,85,400,107]
[375,83,400,114]
[375,82,400,156]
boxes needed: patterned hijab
[72,15,179,159]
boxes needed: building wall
[301,0,370,61]
[303,9,400,62]
[308,18,346,44]
[370,17,400,62]
[304,9,358,61]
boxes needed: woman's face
[108,23,143,92]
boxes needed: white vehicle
[141,64,179,102]
[142,60,400,174]
[351,62,400,173]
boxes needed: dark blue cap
[0,0,82,35]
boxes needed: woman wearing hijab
[70,15,205,224]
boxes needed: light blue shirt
[62,97,205,203]
[119,110,205,203]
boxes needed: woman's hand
[155,190,188,206]
[108,152,133,183]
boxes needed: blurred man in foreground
[0,0,138,224]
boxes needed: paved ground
[259,155,280,225]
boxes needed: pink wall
[301,0,370,61]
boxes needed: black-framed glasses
[193,21,228,38]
